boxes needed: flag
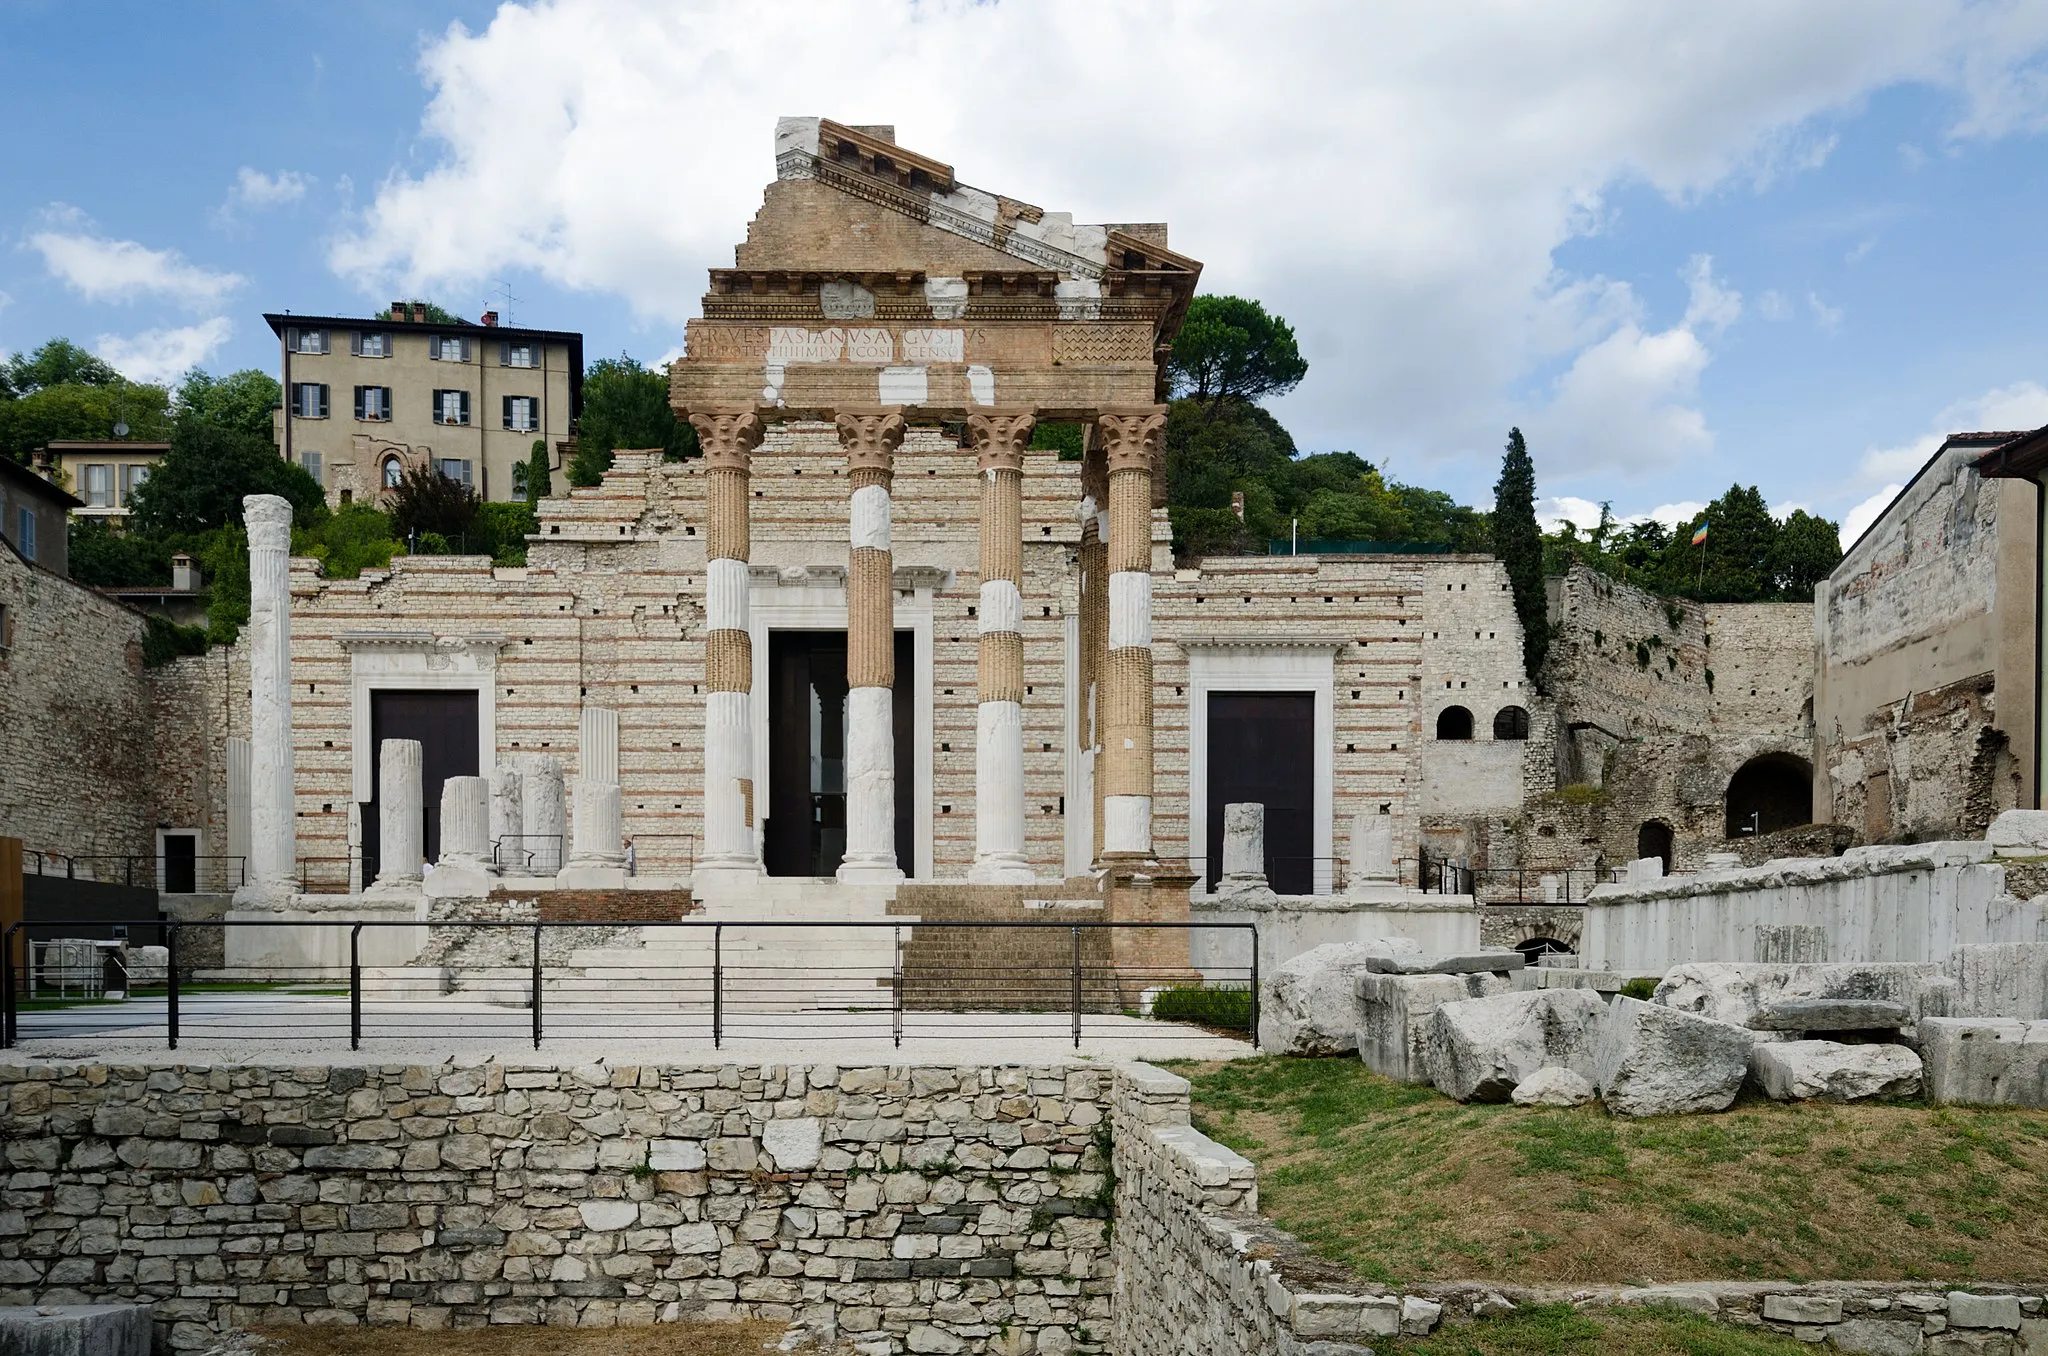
[1691,521,1709,547]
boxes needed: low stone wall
[0,1061,1115,1352]
[1579,842,2047,973]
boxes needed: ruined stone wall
[0,1060,1115,1351]
[0,544,155,867]
[148,645,248,885]
[1816,447,2037,840]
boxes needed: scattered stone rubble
[1257,940,1423,1056]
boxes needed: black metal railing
[491,835,564,875]
[622,834,696,877]
[25,852,246,894]
[0,918,1258,1054]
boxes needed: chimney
[481,310,498,328]
[170,553,200,592]
[411,303,426,323]
[390,302,407,321]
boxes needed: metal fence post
[166,923,180,1051]
[1070,926,1082,1051]
[891,925,903,1050]
[2,922,17,1049]
[1247,925,1260,1050]
[350,924,363,1052]
[530,924,543,1050]
[712,924,724,1050]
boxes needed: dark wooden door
[162,834,196,894]
[1207,692,1315,894]
[363,689,479,882]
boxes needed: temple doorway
[1206,691,1315,894]
[765,630,913,877]
[362,689,479,882]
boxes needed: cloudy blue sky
[4,1,2048,543]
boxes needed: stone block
[1750,998,1912,1031]
[1423,989,1608,1102]
[1656,962,1946,1029]
[1987,810,2048,855]
[763,1118,822,1171]
[1948,945,2048,1021]
[0,1304,151,1355]
[1921,1019,2048,1107]
[1763,1294,1843,1324]
[1750,1041,1922,1102]
[1616,1286,1718,1315]
[1595,996,1753,1117]
[1511,1066,1596,1107]
[1831,1318,1926,1355]
[1365,950,1526,976]
[1949,1294,2024,1331]
[1258,939,1424,1055]
[1356,972,1491,1083]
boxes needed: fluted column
[562,705,626,886]
[1095,408,1167,860]
[689,409,767,884]
[235,494,296,905]
[374,739,424,889]
[425,774,496,899]
[1078,449,1109,866]
[967,410,1035,883]
[835,407,907,883]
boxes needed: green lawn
[1386,1303,1814,1355]
[1167,1056,2048,1286]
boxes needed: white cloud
[221,167,313,216]
[29,212,244,308]
[1528,316,1713,476]
[1855,380,2048,488]
[1681,254,1742,332]
[1840,484,1903,550]
[1807,291,1844,331]
[1757,289,1793,321]
[92,318,234,385]
[327,1,2048,467]
[1537,495,1707,533]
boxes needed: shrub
[141,614,208,667]
[1150,984,1253,1031]
[1619,977,1658,1001]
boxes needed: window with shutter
[353,386,365,420]
[350,331,361,357]
[459,391,471,425]
[318,384,330,418]
[428,337,441,361]
[17,508,35,562]
[284,326,299,352]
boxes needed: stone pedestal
[1346,810,1398,894]
[1215,802,1274,899]
[836,408,906,884]
[968,411,1035,884]
[516,754,565,876]
[560,782,627,888]
[690,409,767,889]
[232,494,298,908]
[369,739,424,893]
[426,775,495,899]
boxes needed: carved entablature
[674,117,1201,422]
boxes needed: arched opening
[1493,705,1529,740]
[1515,936,1573,964]
[382,455,403,489]
[1435,706,1473,741]
[1725,752,1813,838]
[1636,820,1674,875]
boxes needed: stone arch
[1514,936,1574,964]
[381,454,403,489]
[1635,819,1674,874]
[1436,706,1474,741]
[1725,752,1813,838]
[1493,705,1529,740]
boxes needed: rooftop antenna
[490,279,522,327]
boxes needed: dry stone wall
[0,1060,1115,1353]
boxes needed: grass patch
[1149,983,1252,1031]
[1387,1303,1813,1355]
[1166,1056,2048,1285]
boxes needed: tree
[7,338,120,393]
[127,420,324,536]
[567,354,696,485]
[389,462,479,544]
[1493,427,1548,681]
[68,518,174,587]
[175,368,281,441]
[1768,509,1843,600]
[524,439,552,504]
[1165,295,1308,411]
[0,379,173,465]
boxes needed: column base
[423,860,497,899]
[556,861,629,889]
[836,857,904,885]
[229,879,300,912]
[968,855,1035,885]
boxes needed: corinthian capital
[834,407,907,474]
[1095,406,1168,476]
[687,408,766,471]
[243,494,294,553]
[965,409,1037,473]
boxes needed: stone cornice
[336,631,510,654]
[746,563,947,591]
[1176,635,1349,651]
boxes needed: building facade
[38,440,168,522]
[0,455,82,577]
[266,305,581,509]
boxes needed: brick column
[836,408,907,883]
[235,493,297,906]
[1095,408,1167,861]
[967,410,1036,884]
[688,409,766,886]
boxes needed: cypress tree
[1492,427,1548,682]
[525,439,552,505]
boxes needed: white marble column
[967,411,1035,884]
[518,753,566,876]
[689,409,767,890]
[226,736,252,886]
[372,738,424,890]
[488,763,523,873]
[235,494,297,905]
[562,706,627,886]
[426,775,494,898]
[836,408,906,884]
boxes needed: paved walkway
[8,992,1256,1066]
